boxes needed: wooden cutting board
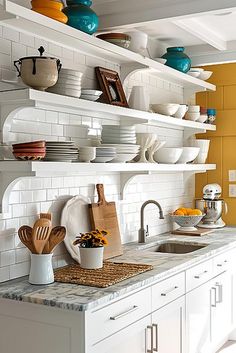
[89,184,123,259]
[171,228,214,236]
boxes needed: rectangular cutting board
[89,184,123,259]
[171,228,214,236]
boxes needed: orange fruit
[174,210,185,216]
[188,209,202,216]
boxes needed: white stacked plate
[101,143,140,163]
[80,89,103,101]
[101,125,136,144]
[92,146,116,163]
[47,68,83,98]
[44,141,78,162]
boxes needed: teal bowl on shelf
[162,47,191,73]
[63,0,99,35]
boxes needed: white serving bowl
[48,87,81,98]
[185,112,200,121]
[170,214,204,231]
[199,71,213,81]
[110,153,137,163]
[92,156,115,163]
[188,139,210,153]
[188,105,200,113]
[187,71,200,78]
[60,68,83,78]
[197,115,208,123]
[177,147,200,164]
[53,82,82,90]
[151,103,180,116]
[81,90,103,96]
[125,31,148,54]
[154,147,183,164]
[80,94,102,101]
[173,104,188,119]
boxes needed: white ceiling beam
[173,18,227,51]
[94,0,236,30]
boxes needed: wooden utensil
[18,225,35,253]
[43,226,66,254]
[40,212,52,221]
[89,184,123,259]
[32,218,52,254]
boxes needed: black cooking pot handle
[14,60,21,77]
[57,59,62,73]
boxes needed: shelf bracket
[120,62,147,84]
[0,171,35,217]
[184,127,207,141]
[120,170,150,199]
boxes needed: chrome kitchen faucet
[138,200,164,243]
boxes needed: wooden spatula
[18,225,36,253]
[43,226,66,254]
[32,218,52,254]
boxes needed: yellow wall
[196,63,236,225]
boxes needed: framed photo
[95,67,129,107]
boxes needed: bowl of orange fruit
[170,207,204,231]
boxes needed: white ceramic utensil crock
[14,46,61,91]
[29,253,54,284]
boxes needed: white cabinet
[152,296,185,353]
[186,280,211,353]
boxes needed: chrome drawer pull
[161,286,178,297]
[211,287,217,307]
[216,283,223,303]
[194,270,208,279]
[217,260,228,267]
[152,324,158,352]
[110,305,138,320]
[146,325,154,353]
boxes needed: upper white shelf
[0,89,216,143]
[0,0,216,91]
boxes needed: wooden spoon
[43,226,66,254]
[18,225,36,253]
[32,218,52,254]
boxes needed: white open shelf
[0,0,216,92]
[0,89,216,143]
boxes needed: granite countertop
[0,227,236,312]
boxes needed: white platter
[61,194,91,263]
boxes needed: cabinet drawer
[186,259,213,292]
[151,272,185,311]
[86,287,151,345]
[213,251,232,276]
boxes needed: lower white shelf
[0,161,216,217]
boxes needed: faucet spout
[138,200,164,243]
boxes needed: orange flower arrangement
[73,229,109,248]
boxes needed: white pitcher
[128,86,150,111]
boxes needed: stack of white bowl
[92,147,116,163]
[188,139,210,164]
[78,147,96,162]
[47,68,83,98]
[185,105,200,121]
[101,125,136,144]
[102,144,140,163]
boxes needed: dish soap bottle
[63,0,99,35]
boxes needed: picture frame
[95,67,129,107]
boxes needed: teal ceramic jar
[162,47,191,73]
[63,0,99,35]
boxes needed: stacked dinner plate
[102,144,140,163]
[80,89,103,101]
[47,68,83,98]
[44,141,78,162]
[92,146,116,163]
[101,125,136,144]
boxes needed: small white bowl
[188,105,200,113]
[109,153,137,163]
[189,68,204,72]
[173,104,188,119]
[185,112,200,121]
[81,94,102,101]
[197,115,208,123]
[177,147,200,164]
[81,90,103,96]
[154,147,183,164]
[153,58,167,64]
[188,71,200,78]
[199,71,213,81]
[195,152,208,164]
[152,103,180,116]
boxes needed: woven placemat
[54,262,153,288]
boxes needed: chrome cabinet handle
[110,305,138,320]
[152,324,158,352]
[217,260,228,267]
[161,286,178,296]
[211,287,217,307]
[194,270,208,279]
[216,283,223,303]
[146,325,154,353]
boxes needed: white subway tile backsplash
[0,38,11,55]
[2,27,19,42]
[9,261,30,279]
[0,250,15,266]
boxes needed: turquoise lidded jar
[63,0,99,35]
[162,47,191,73]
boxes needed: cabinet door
[186,281,211,353]
[89,315,151,353]
[151,296,185,353]
[211,271,231,345]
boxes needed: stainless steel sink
[145,241,207,254]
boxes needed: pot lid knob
[38,46,45,56]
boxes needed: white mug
[29,254,54,285]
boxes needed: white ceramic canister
[29,254,54,285]
[79,247,104,269]
[128,86,150,111]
